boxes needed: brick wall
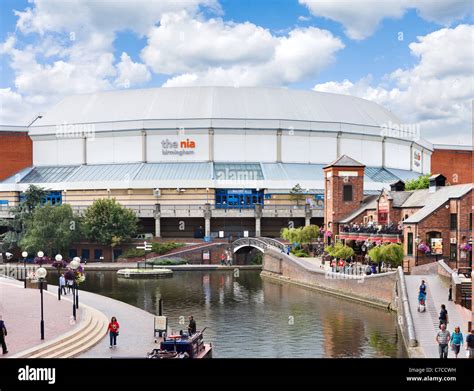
[0,131,32,181]
[262,249,397,307]
[431,148,473,185]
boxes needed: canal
[51,270,407,358]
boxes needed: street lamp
[22,251,28,288]
[70,258,81,311]
[36,267,47,340]
[55,254,63,301]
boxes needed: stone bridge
[231,237,287,254]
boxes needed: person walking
[108,316,120,348]
[59,274,67,295]
[0,315,8,354]
[66,277,73,294]
[450,327,463,358]
[436,323,451,359]
[438,304,449,328]
[220,253,226,266]
[465,329,474,358]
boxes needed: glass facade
[215,189,264,209]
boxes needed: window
[450,214,457,230]
[407,233,413,256]
[81,249,90,261]
[69,249,77,259]
[343,185,353,202]
[94,249,103,260]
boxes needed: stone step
[12,306,93,358]
[46,310,108,358]
[14,304,108,359]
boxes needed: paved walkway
[43,284,158,358]
[0,277,81,357]
[405,274,470,358]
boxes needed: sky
[0,0,472,144]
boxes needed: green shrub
[151,242,184,255]
[146,257,187,265]
[292,249,309,257]
[122,248,146,258]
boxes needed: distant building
[431,144,473,185]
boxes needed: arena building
[0,86,433,241]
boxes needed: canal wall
[261,248,397,309]
[261,249,424,357]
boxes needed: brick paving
[0,277,81,357]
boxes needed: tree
[381,243,404,268]
[325,242,354,260]
[405,174,431,190]
[20,204,80,257]
[0,185,47,251]
[82,198,138,262]
[289,184,306,206]
[301,225,320,243]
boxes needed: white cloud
[115,52,151,88]
[299,0,473,40]
[14,0,220,36]
[313,25,474,144]
[143,12,344,87]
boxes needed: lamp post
[55,254,63,301]
[22,251,28,288]
[70,257,81,310]
[36,267,47,340]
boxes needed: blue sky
[0,0,472,144]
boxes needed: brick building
[431,144,473,185]
[0,126,32,181]
[324,156,473,272]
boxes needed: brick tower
[323,155,365,243]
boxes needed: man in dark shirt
[188,316,196,336]
[438,304,448,328]
[466,329,474,359]
[0,316,8,354]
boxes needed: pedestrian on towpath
[436,323,450,359]
[450,326,463,358]
[439,304,449,328]
[59,273,67,295]
[108,316,120,349]
[466,329,474,358]
[0,315,8,354]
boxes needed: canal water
[51,270,407,358]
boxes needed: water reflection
[49,270,406,358]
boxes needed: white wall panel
[423,151,431,174]
[214,132,245,161]
[361,138,383,166]
[340,137,363,162]
[309,135,337,163]
[87,137,114,164]
[114,135,142,163]
[245,132,276,162]
[281,133,311,163]
[57,139,83,165]
[33,139,57,166]
[385,140,411,170]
